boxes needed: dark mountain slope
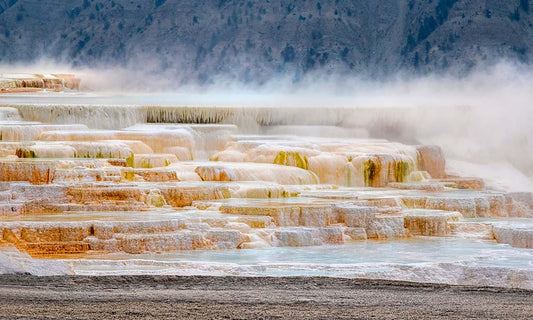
[0,0,531,84]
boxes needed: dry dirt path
[0,275,531,319]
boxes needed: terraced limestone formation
[0,74,80,93]
[0,103,531,277]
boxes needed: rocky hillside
[0,0,532,84]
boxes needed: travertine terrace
[0,100,532,264]
[0,74,80,93]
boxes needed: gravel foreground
[0,275,531,319]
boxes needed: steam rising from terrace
[2,60,532,188]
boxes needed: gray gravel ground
[0,275,531,319]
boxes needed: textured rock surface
[0,74,80,92]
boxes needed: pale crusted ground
[0,275,531,319]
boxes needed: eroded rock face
[0,74,80,93]
[403,209,462,236]
[416,145,446,179]
[0,106,532,257]
[211,138,422,187]
[493,223,533,249]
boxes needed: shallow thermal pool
[65,237,533,289]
